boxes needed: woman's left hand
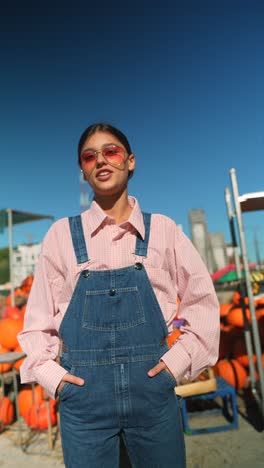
[147,361,174,378]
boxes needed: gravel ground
[0,393,263,467]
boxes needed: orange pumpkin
[0,306,9,320]
[256,296,264,307]
[18,385,44,417]
[219,324,234,360]
[6,288,27,307]
[176,296,181,313]
[220,323,243,336]
[244,354,264,383]
[257,315,264,345]
[218,324,243,360]
[233,336,257,367]
[244,365,260,383]
[232,291,241,306]
[213,358,247,390]
[220,303,232,319]
[13,344,26,370]
[231,291,258,308]
[0,318,24,350]
[0,346,12,373]
[166,329,181,348]
[226,307,251,328]
[0,396,14,425]
[256,308,264,320]
[5,306,23,320]
[24,400,57,430]
[20,275,34,295]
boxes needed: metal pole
[254,230,261,268]
[230,168,264,416]
[7,208,15,307]
[224,188,242,277]
[12,368,22,446]
[224,187,257,391]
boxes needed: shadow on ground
[238,388,264,432]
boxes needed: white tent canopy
[0,208,54,306]
[238,191,264,212]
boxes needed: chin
[95,184,126,197]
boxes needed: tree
[0,247,9,284]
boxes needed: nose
[95,150,107,166]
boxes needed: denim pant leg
[59,365,120,468]
[122,395,186,468]
[60,420,120,468]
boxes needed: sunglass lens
[81,151,96,166]
[103,146,125,167]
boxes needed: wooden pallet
[175,368,216,397]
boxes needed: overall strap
[135,212,151,257]
[69,215,89,264]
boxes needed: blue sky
[0,0,263,262]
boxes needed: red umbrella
[211,263,257,282]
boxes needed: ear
[128,153,136,172]
[80,170,87,182]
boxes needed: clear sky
[0,0,263,262]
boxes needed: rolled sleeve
[162,227,220,382]
[20,358,68,400]
[18,223,68,399]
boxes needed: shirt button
[135,262,143,270]
[109,289,116,296]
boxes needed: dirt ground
[0,391,264,468]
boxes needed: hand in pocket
[57,372,85,395]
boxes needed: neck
[94,190,132,224]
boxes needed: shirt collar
[86,196,145,239]
[126,196,145,240]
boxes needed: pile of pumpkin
[166,292,264,391]
[3,274,34,309]
[18,385,57,430]
[0,274,57,431]
[213,290,264,390]
[0,384,58,432]
[0,276,33,376]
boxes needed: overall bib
[58,213,186,468]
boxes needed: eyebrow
[81,143,120,153]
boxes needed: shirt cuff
[33,359,68,399]
[161,342,191,383]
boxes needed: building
[12,243,42,287]
[209,232,228,270]
[189,209,229,273]
[189,209,217,273]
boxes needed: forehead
[82,131,123,150]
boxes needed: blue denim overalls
[58,213,186,468]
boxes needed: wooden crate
[175,368,216,397]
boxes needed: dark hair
[78,122,134,179]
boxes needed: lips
[96,169,113,181]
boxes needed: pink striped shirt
[18,197,220,399]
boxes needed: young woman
[19,123,220,467]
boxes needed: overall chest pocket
[82,287,146,330]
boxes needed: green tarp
[0,209,54,232]
[216,270,246,283]
[216,270,264,284]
